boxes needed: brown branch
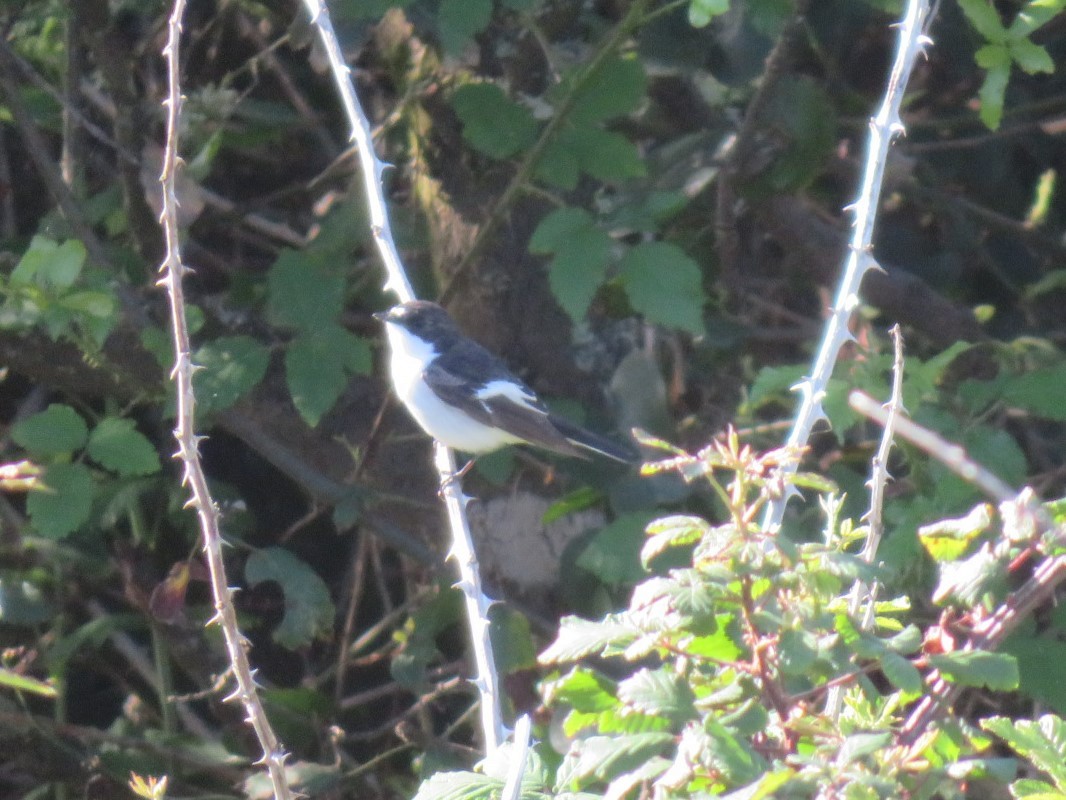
[157,3,292,797]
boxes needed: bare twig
[299,0,505,752]
[501,715,533,800]
[157,3,292,798]
[825,326,905,719]
[857,326,905,626]
[762,0,934,532]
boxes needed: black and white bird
[374,301,635,464]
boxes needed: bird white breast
[383,323,523,453]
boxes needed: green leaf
[959,0,1008,41]
[688,0,729,27]
[704,719,766,783]
[452,83,539,159]
[778,628,818,675]
[545,667,618,712]
[983,714,1066,789]
[641,515,710,566]
[1009,0,1065,38]
[27,463,94,538]
[438,0,492,53]
[488,606,536,674]
[413,771,500,800]
[12,404,88,456]
[556,732,674,790]
[576,512,658,585]
[929,650,1019,690]
[978,62,1010,130]
[917,503,994,562]
[560,126,646,182]
[547,226,613,322]
[1010,37,1055,73]
[881,651,923,694]
[11,236,86,290]
[1002,364,1066,420]
[86,418,160,477]
[540,613,641,663]
[193,335,271,414]
[535,136,581,189]
[267,250,346,330]
[285,325,372,427]
[245,547,335,649]
[619,242,705,334]
[561,56,647,127]
[529,207,595,253]
[617,667,695,722]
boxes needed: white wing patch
[476,380,545,414]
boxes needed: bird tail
[548,415,638,464]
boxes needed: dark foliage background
[2,0,1066,797]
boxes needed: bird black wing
[423,341,586,458]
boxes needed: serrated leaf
[641,515,709,565]
[619,242,705,334]
[560,126,646,183]
[837,732,894,764]
[547,226,613,322]
[983,714,1066,789]
[617,667,695,721]
[267,250,346,330]
[704,718,766,783]
[561,56,646,127]
[453,83,539,159]
[545,668,618,712]
[535,136,581,189]
[881,651,923,694]
[27,463,93,538]
[286,326,371,427]
[930,650,1019,690]
[193,335,270,414]
[11,236,86,290]
[438,0,492,53]
[539,614,641,663]
[245,547,334,649]
[556,732,673,790]
[413,771,501,800]
[86,417,160,477]
[530,207,596,253]
[12,404,88,456]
